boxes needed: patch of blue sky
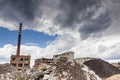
[0,27,58,48]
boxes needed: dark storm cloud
[54,0,113,39]
[0,0,115,40]
[79,11,112,40]
[0,0,43,23]
[54,0,101,27]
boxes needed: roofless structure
[10,23,30,71]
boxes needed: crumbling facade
[10,55,30,70]
[10,23,30,71]
[34,58,53,69]
[53,51,74,63]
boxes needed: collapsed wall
[53,51,74,63]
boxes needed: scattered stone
[0,58,119,80]
[0,63,15,74]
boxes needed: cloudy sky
[0,0,120,66]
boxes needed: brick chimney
[10,23,31,71]
[16,23,22,56]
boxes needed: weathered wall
[53,51,74,63]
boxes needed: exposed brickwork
[53,51,74,63]
[10,23,31,71]
[34,58,53,69]
[10,55,30,71]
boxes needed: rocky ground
[0,63,16,74]
[0,58,120,80]
[106,74,120,80]
[51,58,87,80]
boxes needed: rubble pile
[0,71,36,80]
[54,57,87,80]
[0,58,119,80]
[84,59,120,78]
[0,63,15,74]
[0,63,34,80]
[82,65,102,80]
[41,57,102,80]
[0,59,102,80]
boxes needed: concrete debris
[82,65,102,80]
[0,58,120,80]
[0,63,16,74]
[53,57,87,80]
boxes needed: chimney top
[20,23,22,26]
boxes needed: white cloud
[106,59,120,63]
[1,32,120,67]
[0,19,17,30]
[24,43,39,46]
[0,0,120,66]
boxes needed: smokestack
[16,23,22,56]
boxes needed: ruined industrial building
[10,23,30,71]
[1,52,120,80]
[53,51,74,63]
[0,23,119,80]
[34,58,53,69]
